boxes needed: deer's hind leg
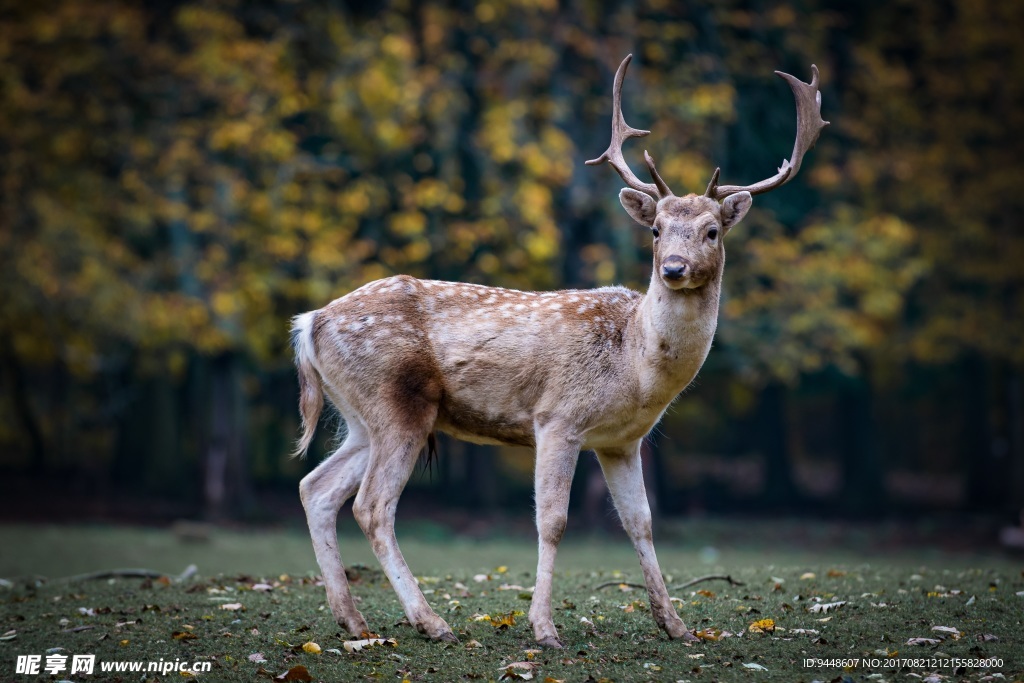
[352,397,456,642]
[299,419,371,635]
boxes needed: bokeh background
[1,0,1022,568]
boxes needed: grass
[0,523,1022,681]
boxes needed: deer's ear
[619,189,657,227]
[720,191,752,234]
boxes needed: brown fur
[291,193,751,647]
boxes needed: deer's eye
[707,227,719,241]
[652,227,660,238]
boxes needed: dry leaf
[172,631,198,640]
[808,601,846,614]
[301,641,321,654]
[696,589,715,598]
[800,572,816,580]
[743,662,768,671]
[342,637,397,653]
[695,628,722,641]
[930,626,962,640]
[275,664,313,682]
[906,637,941,646]
[252,583,273,592]
[0,630,16,642]
[465,639,484,649]
[248,653,267,663]
[220,603,244,611]
[501,662,538,671]
[749,618,776,634]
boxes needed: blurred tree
[0,0,1018,519]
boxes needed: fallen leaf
[275,664,313,682]
[501,662,538,671]
[743,662,768,671]
[695,628,722,641]
[221,603,244,611]
[906,637,941,646]
[800,572,816,580]
[931,626,962,640]
[0,630,16,641]
[252,583,273,592]
[465,639,484,649]
[342,637,397,653]
[643,663,662,671]
[749,618,776,634]
[301,641,321,654]
[473,574,489,583]
[249,653,267,663]
[790,628,819,635]
[978,633,999,642]
[696,589,715,598]
[827,569,847,578]
[172,631,198,640]
[808,601,846,614]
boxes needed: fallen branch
[671,574,745,590]
[596,574,745,592]
[594,581,646,591]
[63,564,198,584]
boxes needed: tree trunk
[759,382,797,505]
[837,373,885,514]
[1,341,46,472]
[203,353,250,520]
[963,356,997,511]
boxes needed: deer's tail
[291,310,323,459]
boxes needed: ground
[0,523,1021,682]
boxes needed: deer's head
[587,55,828,291]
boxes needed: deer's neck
[632,269,722,403]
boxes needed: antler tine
[707,64,830,200]
[586,55,671,200]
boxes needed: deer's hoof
[537,635,564,649]
[664,618,695,641]
[341,615,370,637]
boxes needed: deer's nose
[661,257,690,281]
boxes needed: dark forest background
[1,0,1022,529]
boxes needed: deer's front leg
[596,443,696,641]
[529,426,581,649]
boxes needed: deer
[292,54,827,647]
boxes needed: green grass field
[1,523,1021,681]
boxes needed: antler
[705,64,829,200]
[586,55,673,200]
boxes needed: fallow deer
[293,55,827,647]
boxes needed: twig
[63,565,199,583]
[670,574,745,590]
[594,581,647,591]
[596,574,745,592]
